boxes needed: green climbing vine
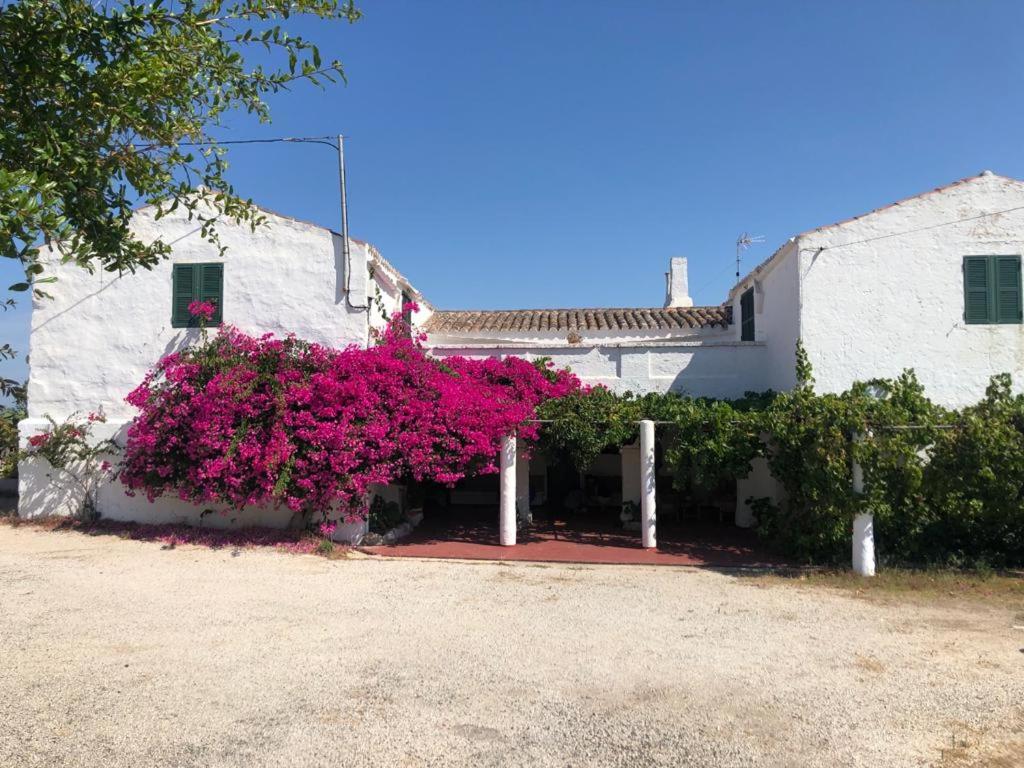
[534,340,1024,568]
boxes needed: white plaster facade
[18,204,421,536]
[427,338,768,399]
[728,171,1024,407]
[19,171,1024,534]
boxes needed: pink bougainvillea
[188,300,217,321]
[120,314,579,520]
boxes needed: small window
[740,287,755,341]
[172,263,223,328]
[963,255,1022,325]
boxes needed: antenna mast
[735,232,765,280]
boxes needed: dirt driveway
[0,525,1021,768]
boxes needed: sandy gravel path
[0,525,1021,767]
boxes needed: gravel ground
[1,525,1021,768]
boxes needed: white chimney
[664,257,693,308]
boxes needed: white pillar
[851,431,875,576]
[516,448,530,526]
[640,420,657,549]
[499,434,517,546]
[853,513,875,577]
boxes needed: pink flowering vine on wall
[120,313,579,522]
[21,412,117,521]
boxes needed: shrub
[19,412,116,521]
[315,538,334,556]
[916,375,1024,567]
[121,312,579,525]
[0,404,25,477]
[121,320,1024,567]
[537,385,640,469]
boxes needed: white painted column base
[499,434,517,546]
[852,513,876,577]
[850,432,875,576]
[640,419,657,549]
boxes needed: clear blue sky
[6,0,1024,384]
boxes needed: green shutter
[963,256,991,324]
[198,263,224,324]
[171,263,223,327]
[994,255,1022,324]
[171,264,196,327]
[740,288,755,341]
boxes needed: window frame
[739,287,755,341]
[171,262,224,328]
[963,255,1022,326]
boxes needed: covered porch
[362,422,784,567]
[360,511,779,567]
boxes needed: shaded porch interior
[363,447,781,567]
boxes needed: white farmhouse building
[18,170,1024,540]
[423,171,1024,407]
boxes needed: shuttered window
[963,256,1022,325]
[740,288,755,341]
[171,263,223,327]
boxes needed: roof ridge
[428,305,726,313]
[800,171,1016,237]
[421,306,733,334]
[729,171,1023,297]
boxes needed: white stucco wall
[366,243,428,334]
[798,172,1024,408]
[20,206,379,531]
[428,334,769,399]
[27,205,372,421]
[730,240,802,393]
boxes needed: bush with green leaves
[536,385,641,469]
[756,362,947,563]
[534,341,1024,568]
[915,375,1024,567]
[0,403,26,477]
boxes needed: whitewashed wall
[798,172,1024,408]
[730,240,802,393]
[20,206,377,531]
[428,333,769,399]
[27,206,371,421]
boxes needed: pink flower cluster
[188,300,217,321]
[120,314,579,519]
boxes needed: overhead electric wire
[131,135,343,150]
[808,203,1024,255]
[132,136,1024,309]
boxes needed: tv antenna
[735,232,765,279]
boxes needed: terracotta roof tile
[421,306,732,334]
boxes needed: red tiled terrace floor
[361,509,783,568]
